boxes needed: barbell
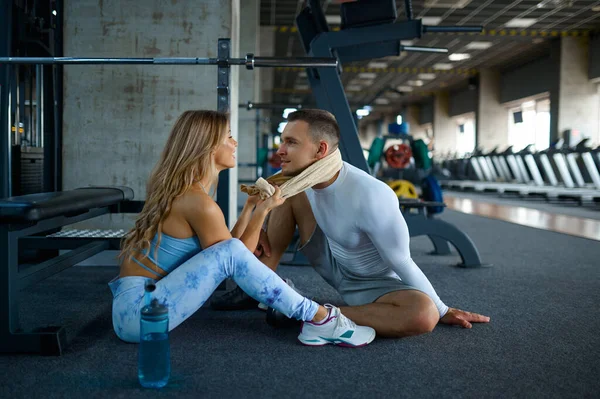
[0,54,338,69]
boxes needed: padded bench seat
[0,186,136,355]
[0,186,134,223]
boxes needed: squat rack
[0,37,338,224]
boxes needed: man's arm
[359,185,449,318]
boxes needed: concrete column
[358,120,379,149]
[403,105,430,140]
[557,36,600,146]
[432,91,455,156]
[63,0,237,229]
[228,0,240,225]
[258,27,276,103]
[237,0,259,195]
[477,69,509,151]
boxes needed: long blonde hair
[119,110,229,263]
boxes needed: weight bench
[0,186,141,355]
[399,199,483,268]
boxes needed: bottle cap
[141,298,168,317]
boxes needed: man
[212,109,489,337]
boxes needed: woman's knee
[212,237,247,253]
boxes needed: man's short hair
[287,109,340,149]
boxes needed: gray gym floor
[2,209,598,398]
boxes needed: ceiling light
[375,98,390,105]
[386,91,401,98]
[449,53,471,61]
[347,85,363,91]
[466,41,492,50]
[298,71,307,77]
[422,16,443,26]
[358,72,377,79]
[505,18,537,28]
[593,5,600,11]
[433,63,453,70]
[533,38,544,44]
[396,85,414,92]
[401,40,415,46]
[294,84,309,90]
[368,61,388,69]
[325,15,341,25]
[290,97,302,103]
[418,73,436,80]
[408,80,424,86]
[356,108,370,117]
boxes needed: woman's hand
[245,193,262,208]
[255,185,286,213]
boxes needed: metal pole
[0,55,338,69]
[403,46,448,54]
[216,39,230,226]
[404,0,413,20]
[0,0,12,198]
[424,26,482,33]
[36,65,42,148]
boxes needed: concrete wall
[477,69,509,151]
[404,105,430,140]
[358,120,379,150]
[558,36,600,146]
[64,0,236,229]
[432,91,455,155]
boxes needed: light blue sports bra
[131,232,202,277]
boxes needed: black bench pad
[398,199,446,208]
[0,186,134,223]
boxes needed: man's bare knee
[385,295,439,338]
[406,297,439,336]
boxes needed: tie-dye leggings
[108,238,319,343]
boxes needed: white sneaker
[258,278,303,311]
[297,304,376,347]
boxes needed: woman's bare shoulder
[173,187,221,218]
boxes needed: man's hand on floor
[439,308,490,329]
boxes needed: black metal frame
[1,0,12,198]
[296,0,482,174]
[399,201,483,268]
[0,199,139,355]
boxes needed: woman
[109,110,375,347]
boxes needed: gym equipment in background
[0,40,339,225]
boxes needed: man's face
[277,120,319,176]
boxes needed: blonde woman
[108,110,375,347]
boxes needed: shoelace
[336,312,358,332]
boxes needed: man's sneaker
[297,304,376,347]
[210,286,258,311]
